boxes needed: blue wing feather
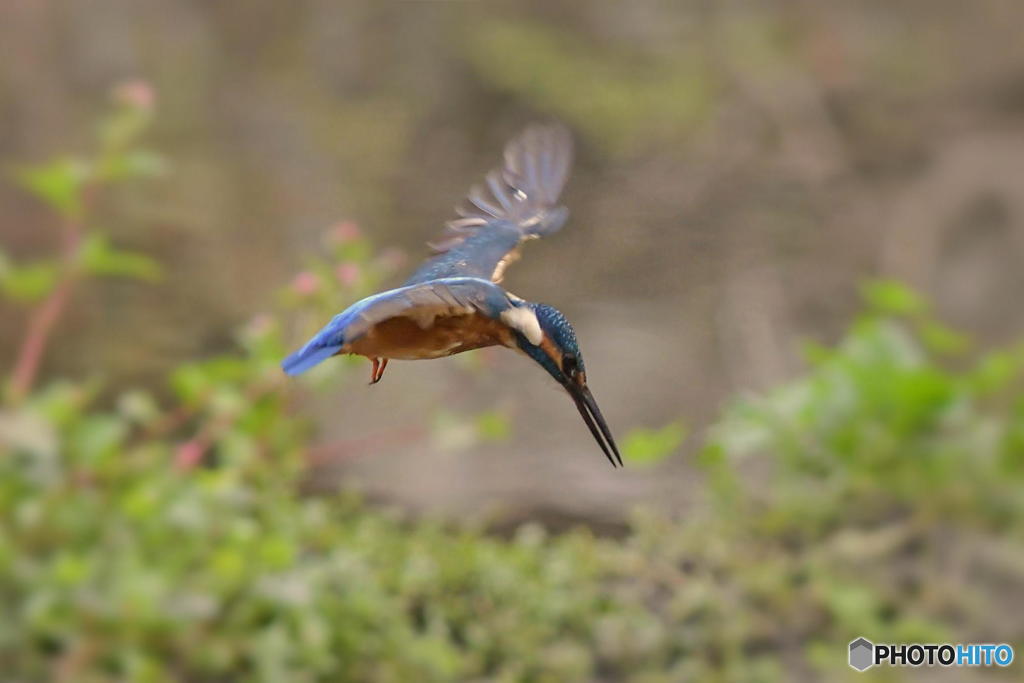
[405,222,523,285]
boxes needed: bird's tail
[281,339,342,375]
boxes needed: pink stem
[9,276,74,399]
[8,206,87,402]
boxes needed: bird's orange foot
[369,357,389,385]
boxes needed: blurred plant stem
[7,184,94,403]
[5,80,160,406]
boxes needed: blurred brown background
[3,0,1023,522]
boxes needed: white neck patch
[500,305,543,346]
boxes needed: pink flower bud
[335,263,360,287]
[174,440,206,471]
[113,80,155,112]
[290,271,320,296]
[326,221,361,245]
[245,313,273,338]
[378,248,407,271]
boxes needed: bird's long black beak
[566,382,622,468]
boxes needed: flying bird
[282,124,622,466]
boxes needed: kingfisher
[282,124,622,467]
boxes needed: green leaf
[170,363,211,406]
[970,348,1024,394]
[0,260,60,302]
[79,233,162,282]
[919,320,969,355]
[12,157,92,219]
[861,279,925,316]
[622,420,686,465]
[51,552,92,587]
[823,581,883,633]
[69,414,128,465]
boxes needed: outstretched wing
[404,124,573,286]
[281,277,537,375]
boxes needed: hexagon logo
[849,638,874,671]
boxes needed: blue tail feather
[281,340,342,375]
[282,306,359,375]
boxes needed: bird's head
[504,301,622,467]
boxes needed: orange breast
[346,314,515,360]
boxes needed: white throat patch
[500,305,543,346]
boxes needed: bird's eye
[562,354,578,377]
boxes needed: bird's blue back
[281,277,516,375]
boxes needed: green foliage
[4,274,1021,681]
[861,280,970,355]
[710,293,1024,526]
[79,233,162,282]
[4,102,1023,680]
[10,85,163,223]
[860,279,926,316]
[2,83,166,317]
[0,258,60,303]
[621,420,686,466]
[12,158,92,220]
[697,286,1024,679]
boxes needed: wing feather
[404,123,573,285]
[466,185,502,218]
